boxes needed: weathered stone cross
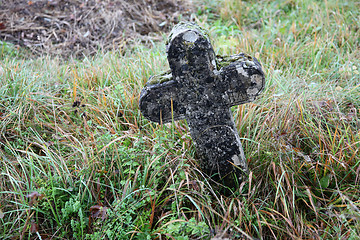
[140,22,265,187]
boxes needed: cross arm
[139,72,186,124]
[217,54,265,107]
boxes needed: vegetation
[1,0,359,239]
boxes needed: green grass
[1,0,360,239]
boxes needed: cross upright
[140,22,265,188]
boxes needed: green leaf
[320,175,330,188]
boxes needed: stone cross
[139,22,265,188]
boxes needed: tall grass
[1,0,360,239]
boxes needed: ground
[1,1,359,239]
[0,0,193,58]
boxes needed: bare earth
[0,0,193,58]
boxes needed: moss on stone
[147,70,173,85]
[216,53,254,70]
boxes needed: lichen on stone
[166,22,211,46]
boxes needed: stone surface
[139,22,265,187]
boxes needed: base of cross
[200,157,249,195]
[207,170,249,195]
[139,22,265,194]
[193,121,249,194]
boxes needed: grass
[1,0,360,239]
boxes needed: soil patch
[0,0,194,58]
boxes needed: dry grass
[0,0,193,57]
[1,0,360,239]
